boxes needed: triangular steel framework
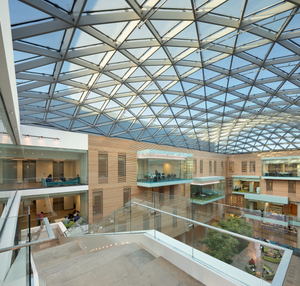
[9,0,300,154]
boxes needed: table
[200,194,206,199]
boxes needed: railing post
[114,211,115,234]
[130,202,132,233]
[28,206,31,286]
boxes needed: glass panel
[0,144,87,190]
[137,156,193,183]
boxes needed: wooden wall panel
[88,135,227,223]
[88,134,300,223]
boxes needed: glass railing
[74,193,292,285]
[191,188,225,202]
[232,188,258,194]
[80,190,300,257]
[0,176,87,190]
[262,172,299,178]
[0,208,56,285]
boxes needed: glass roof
[9,0,300,154]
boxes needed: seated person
[74,213,80,222]
[249,258,255,265]
[46,174,52,182]
[59,174,66,182]
[62,216,70,225]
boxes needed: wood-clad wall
[88,134,300,223]
[228,150,300,202]
[88,135,227,223]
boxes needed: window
[118,154,126,177]
[266,180,273,192]
[229,162,234,172]
[214,161,216,174]
[250,161,255,172]
[288,181,296,193]
[226,178,232,189]
[221,162,223,173]
[242,161,247,173]
[209,161,212,173]
[123,187,131,206]
[118,153,126,182]
[193,159,197,174]
[200,160,203,173]
[93,189,103,215]
[98,152,108,183]
[225,161,227,173]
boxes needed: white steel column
[0,0,21,144]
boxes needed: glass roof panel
[11,0,300,154]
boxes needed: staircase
[33,241,205,286]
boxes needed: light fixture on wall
[22,134,60,140]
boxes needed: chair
[162,173,165,180]
[157,173,161,181]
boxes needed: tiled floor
[36,242,206,286]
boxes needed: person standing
[37,211,44,226]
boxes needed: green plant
[203,226,239,263]
[218,217,253,252]
[203,217,253,264]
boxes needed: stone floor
[283,255,300,286]
[35,241,205,286]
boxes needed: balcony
[137,149,193,187]
[191,177,225,204]
[262,156,300,180]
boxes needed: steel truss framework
[8,0,300,154]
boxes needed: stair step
[33,241,84,272]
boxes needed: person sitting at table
[46,174,52,182]
[59,174,66,182]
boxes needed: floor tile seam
[131,269,152,286]
[174,274,189,286]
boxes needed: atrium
[0,0,300,286]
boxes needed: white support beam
[0,0,21,144]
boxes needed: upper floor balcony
[261,156,300,180]
[137,149,193,187]
[0,143,88,191]
[232,175,260,195]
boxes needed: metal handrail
[0,237,58,254]
[0,217,56,253]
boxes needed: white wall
[20,125,88,150]
[0,123,88,151]
[64,196,74,210]
[36,160,53,182]
[36,198,53,215]
[64,161,76,178]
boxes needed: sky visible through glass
[8,0,300,154]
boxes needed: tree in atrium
[203,217,253,264]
